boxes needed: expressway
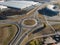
[10,4,44,45]
[0,21,22,45]
[0,1,59,45]
[15,23,44,45]
[9,3,41,45]
[18,21,60,45]
[9,2,60,45]
[0,4,40,45]
[8,22,21,45]
[26,31,60,44]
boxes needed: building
[38,5,59,16]
[0,1,39,9]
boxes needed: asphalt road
[18,22,60,45]
[0,21,21,45]
[9,22,21,45]
[9,2,60,45]
[16,23,44,45]
[0,1,60,45]
[9,4,41,45]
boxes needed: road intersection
[0,1,60,45]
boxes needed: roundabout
[21,18,38,28]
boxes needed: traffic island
[21,18,38,28]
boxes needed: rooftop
[38,5,59,16]
[0,1,39,9]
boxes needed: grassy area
[52,24,60,31]
[26,24,60,45]
[26,38,43,45]
[0,24,18,45]
[24,20,36,25]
